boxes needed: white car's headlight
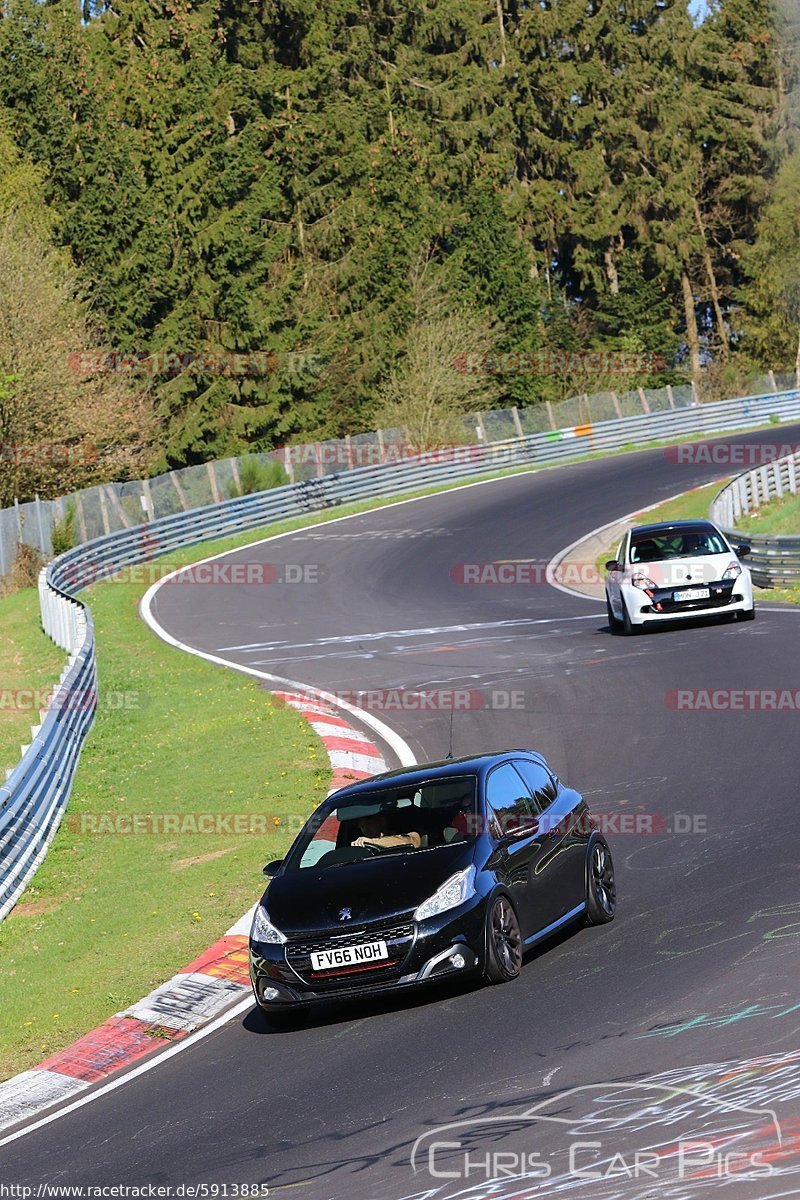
[723,561,742,579]
[631,571,657,590]
[414,866,476,922]
[250,904,286,944]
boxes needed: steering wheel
[358,840,385,855]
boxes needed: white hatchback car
[605,519,755,634]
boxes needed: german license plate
[310,940,388,971]
[674,587,710,602]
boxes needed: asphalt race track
[4,429,800,1199]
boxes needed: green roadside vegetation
[735,489,800,537]
[0,588,64,776]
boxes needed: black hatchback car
[249,750,616,1012]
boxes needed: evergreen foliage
[0,0,795,478]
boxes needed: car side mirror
[605,559,622,572]
[736,544,750,557]
[263,859,283,878]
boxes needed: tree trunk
[681,270,702,382]
[495,0,506,68]
[603,246,619,296]
[692,198,728,359]
[386,79,395,142]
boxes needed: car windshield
[283,775,480,870]
[630,529,728,562]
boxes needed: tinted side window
[513,759,558,812]
[485,762,536,836]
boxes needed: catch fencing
[2,383,800,916]
[0,371,795,583]
[710,451,800,587]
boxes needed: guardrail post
[774,461,783,501]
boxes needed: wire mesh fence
[0,372,796,586]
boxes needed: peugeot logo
[339,907,352,922]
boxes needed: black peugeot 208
[249,750,616,1014]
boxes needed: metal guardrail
[0,584,95,920]
[710,451,800,588]
[2,385,800,918]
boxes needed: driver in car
[352,811,421,850]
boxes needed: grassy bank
[735,489,800,537]
[0,589,64,777]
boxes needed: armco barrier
[710,450,800,587]
[2,385,800,918]
[0,583,95,920]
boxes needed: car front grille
[645,580,736,614]
[285,920,416,988]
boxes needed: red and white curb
[274,690,388,795]
[0,694,388,1133]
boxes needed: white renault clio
[605,519,755,634]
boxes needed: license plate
[674,587,710,602]
[310,940,388,971]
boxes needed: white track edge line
[0,994,253,1149]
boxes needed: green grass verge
[0,589,64,777]
[735,489,800,536]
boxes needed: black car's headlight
[250,904,286,944]
[414,866,476,922]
